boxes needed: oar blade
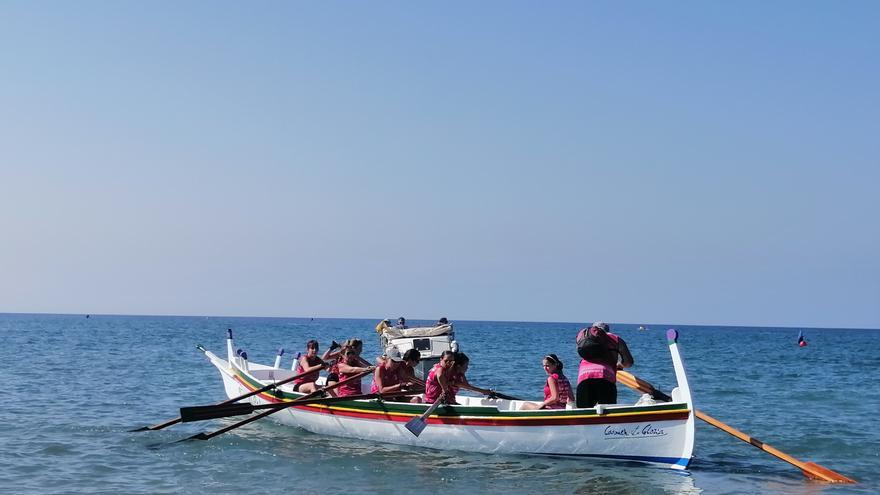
[404,416,428,437]
[802,461,857,483]
[129,416,183,432]
[180,402,256,423]
[179,431,211,442]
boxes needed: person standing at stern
[575,322,634,408]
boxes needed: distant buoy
[799,340,807,347]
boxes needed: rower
[292,340,326,394]
[424,351,457,404]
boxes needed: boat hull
[206,348,694,470]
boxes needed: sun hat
[591,321,610,332]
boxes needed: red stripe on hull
[232,373,690,427]
[291,403,690,427]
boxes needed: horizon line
[0,311,877,332]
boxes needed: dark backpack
[576,327,609,360]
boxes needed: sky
[1,1,877,328]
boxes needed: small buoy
[799,341,807,347]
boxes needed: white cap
[384,345,403,362]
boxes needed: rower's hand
[487,389,498,400]
[329,340,341,351]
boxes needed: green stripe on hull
[231,367,685,419]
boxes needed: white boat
[376,321,457,380]
[199,329,696,470]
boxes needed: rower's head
[543,354,563,374]
[305,339,319,356]
[384,345,403,369]
[340,345,358,361]
[591,321,610,333]
[343,339,363,355]
[397,317,406,326]
[453,351,469,373]
[402,348,421,367]
[440,350,456,369]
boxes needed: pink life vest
[543,373,573,409]
[424,363,445,403]
[294,355,323,385]
[370,363,401,393]
[336,356,364,397]
[577,332,621,384]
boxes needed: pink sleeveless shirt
[543,373,573,409]
[294,355,323,385]
[336,356,363,396]
[577,332,621,384]
[370,364,401,394]
[424,363,444,403]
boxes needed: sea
[2,313,878,495]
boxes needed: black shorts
[576,379,617,408]
[292,382,302,392]
[326,373,339,382]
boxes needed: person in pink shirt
[575,322,634,408]
[423,351,457,404]
[522,353,573,410]
[371,345,416,400]
[292,339,327,394]
[449,352,493,399]
[335,345,373,397]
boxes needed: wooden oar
[405,393,447,437]
[183,368,373,441]
[616,371,856,483]
[180,390,421,422]
[131,349,320,432]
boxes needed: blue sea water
[1,313,878,494]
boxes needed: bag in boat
[576,327,610,360]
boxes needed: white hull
[203,330,696,470]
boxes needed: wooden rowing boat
[198,329,696,470]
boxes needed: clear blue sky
[1,2,877,328]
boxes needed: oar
[179,390,422,422]
[131,349,320,432]
[405,393,447,437]
[616,371,856,483]
[458,383,520,401]
[183,368,373,441]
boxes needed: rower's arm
[617,339,634,369]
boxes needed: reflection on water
[182,421,703,494]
